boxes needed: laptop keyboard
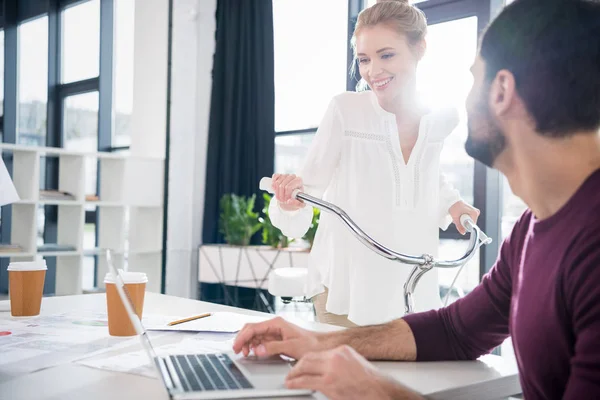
[169,353,254,392]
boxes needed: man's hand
[449,200,480,235]
[286,345,423,400]
[233,317,322,360]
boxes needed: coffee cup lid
[104,270,148,284]
[8,260,47,271]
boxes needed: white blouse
[269,91,461,326]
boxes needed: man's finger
[233,321,280,353]
[254,338,296,358]
[285,375,324,393]
[286,352,328,380]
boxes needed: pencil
[168,312,212,326]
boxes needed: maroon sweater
[404,169,600,399]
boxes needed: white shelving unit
[0,144,165,294]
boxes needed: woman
[270,0,479,327]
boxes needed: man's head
[465,0,600,168]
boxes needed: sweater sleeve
[403,212,529,361]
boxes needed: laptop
[105,250,313,399]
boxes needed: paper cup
[8,260,47,317]
[104,271,147,336]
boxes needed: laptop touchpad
[235,355,294,390]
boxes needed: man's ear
[489,69,517,118]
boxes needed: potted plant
[200,193,314,311]
[218,193,262,246]
[259,193,290,249]
[259,193,321,250]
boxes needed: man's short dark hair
[480,0,600,137]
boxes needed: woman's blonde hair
[350,0,428,89]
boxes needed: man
[233,0,600,398]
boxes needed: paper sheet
[78,333,237,378]
[143,312,270,333]
[0,311,138,377]
[0,156,19,206]
[0,310,263,379]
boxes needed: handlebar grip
[460,214,493,244]
[260,177,303,200]
[460,214,474,232]
[259,177,275,194]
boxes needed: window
[438,238,480,304]
[64,92,100,195]
[2,0,130,295]
[0,30,4,141]
[113,0,136,147]
[366,0,428,6]
[274,134,315,174]
[82,219,97,291]
[502,177,528,239]
[273,6,478,206]
[64,92,100,152]
[417,16,478,206]
[273,0,348,132]
[273,0,352,174]
[62,0,100,83]
[18,16,49,146]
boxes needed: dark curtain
[202,0,275,244]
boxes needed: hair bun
[378,0,410,4]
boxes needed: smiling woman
[265,0,479,328]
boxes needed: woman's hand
[272,174,305,211]
[449,201,480,235]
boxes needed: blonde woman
[270,0,479,327]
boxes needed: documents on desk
[0,311,138,377]
[77,333,237,378]
[0,308,268,381]
[144,311,270,333]
[77,312,272,378]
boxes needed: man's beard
[465,95,506,168]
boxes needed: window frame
[0,0,119,292]
[273,0,504,356]
[273,0,503,279]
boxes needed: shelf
[0,250,161,257]
[13,200,163,208]
[83,248,121,256]
[83,248,162,256]
[0,143,164,161]
[13,200,37,205]
[86,201,127,207]
[3,142,165,295]
[38,251,81,257]
[39,200,82,206]
[129,249,162,255]
[14,199,83,206]
[0,252,35,258]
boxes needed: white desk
[0,294,521,399]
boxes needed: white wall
[130,0,169,158]
[165,0,217,298]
